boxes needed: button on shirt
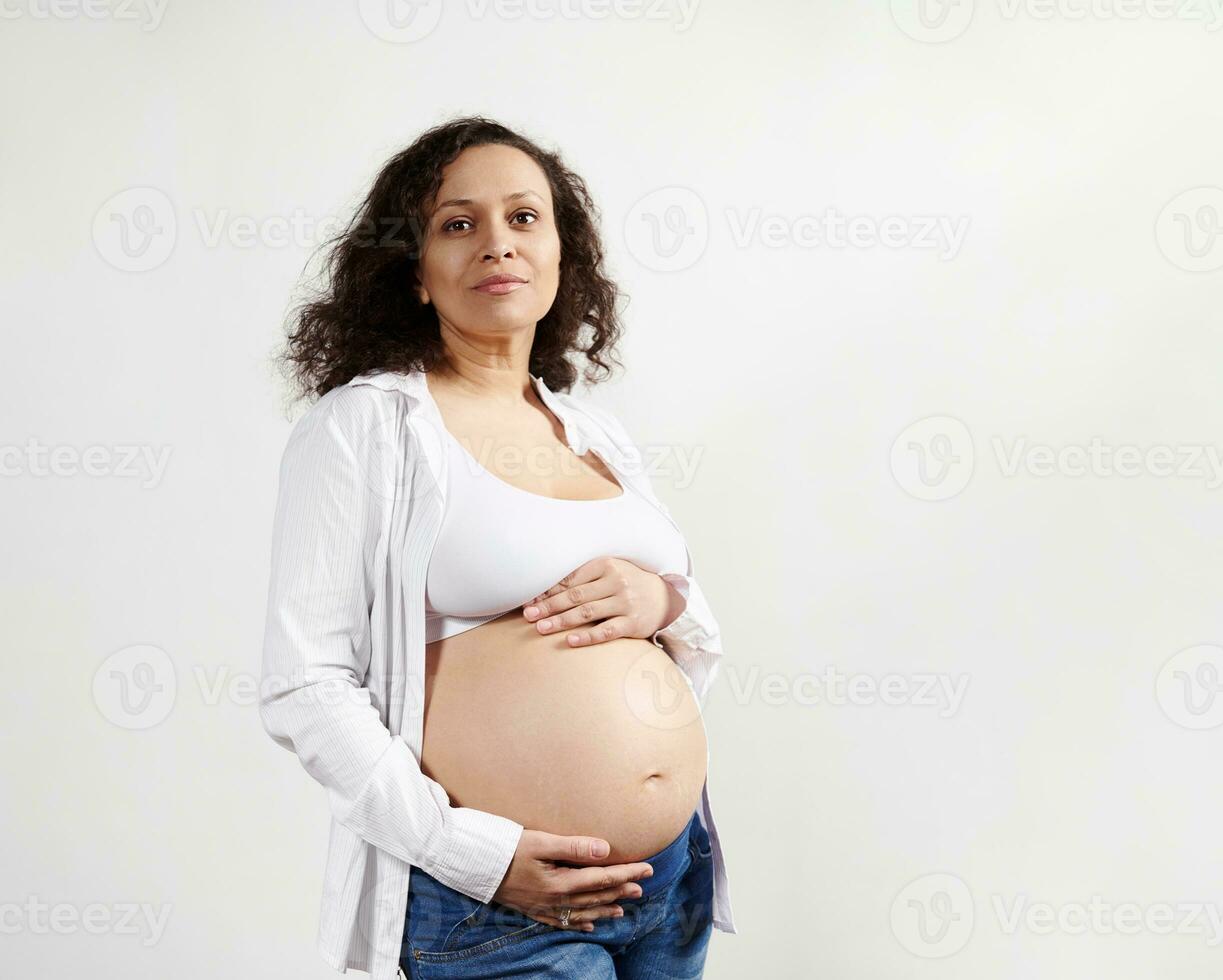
[259,369,736,980]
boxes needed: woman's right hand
[491,829,655,931]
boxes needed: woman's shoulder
[287,374,416,453]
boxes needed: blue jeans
[400,809,714,978]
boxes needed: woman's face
[415,143,561,347]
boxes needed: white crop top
[424,425,689,643]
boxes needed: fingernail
[643,867,653,877]
[524,605,538,617]
[539,619,551,630]
[591,841,609,857]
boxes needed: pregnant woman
[260,116,734,980]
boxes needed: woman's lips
[473,280,527,295]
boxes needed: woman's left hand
[522,557,685,647]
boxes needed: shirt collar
[528,372,590,455]
[345,368,592,455]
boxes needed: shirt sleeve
[650,570,724,711]
[259,387,523,903]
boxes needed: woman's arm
[259,387,523,903]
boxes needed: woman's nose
[481,238,516,261]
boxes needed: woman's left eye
[512,211,538,225]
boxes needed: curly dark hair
[274,115,625,403]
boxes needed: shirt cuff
[425,806,525,903]
[651,573,711,662]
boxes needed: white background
[3,0,1223,977]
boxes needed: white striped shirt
[260,368,735,979]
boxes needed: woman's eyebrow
[434,190,543,211]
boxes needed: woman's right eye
[442,218,471,233]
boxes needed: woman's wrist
[657,576,688,633]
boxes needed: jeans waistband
[634,810,701,901]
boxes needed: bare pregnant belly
[420,607,708,863]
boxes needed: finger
[524,568,586,610]
[523,559,611,615]
[565,880,646,906]
[562,616,632,647]
[537,835,616,864]
[529,904,627,931]
[509,902,595,932]
[548,861,655,895]
[534,834,653,876]
[533,592,621,635]
[525,580,567,606]
[523,584,584,619]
